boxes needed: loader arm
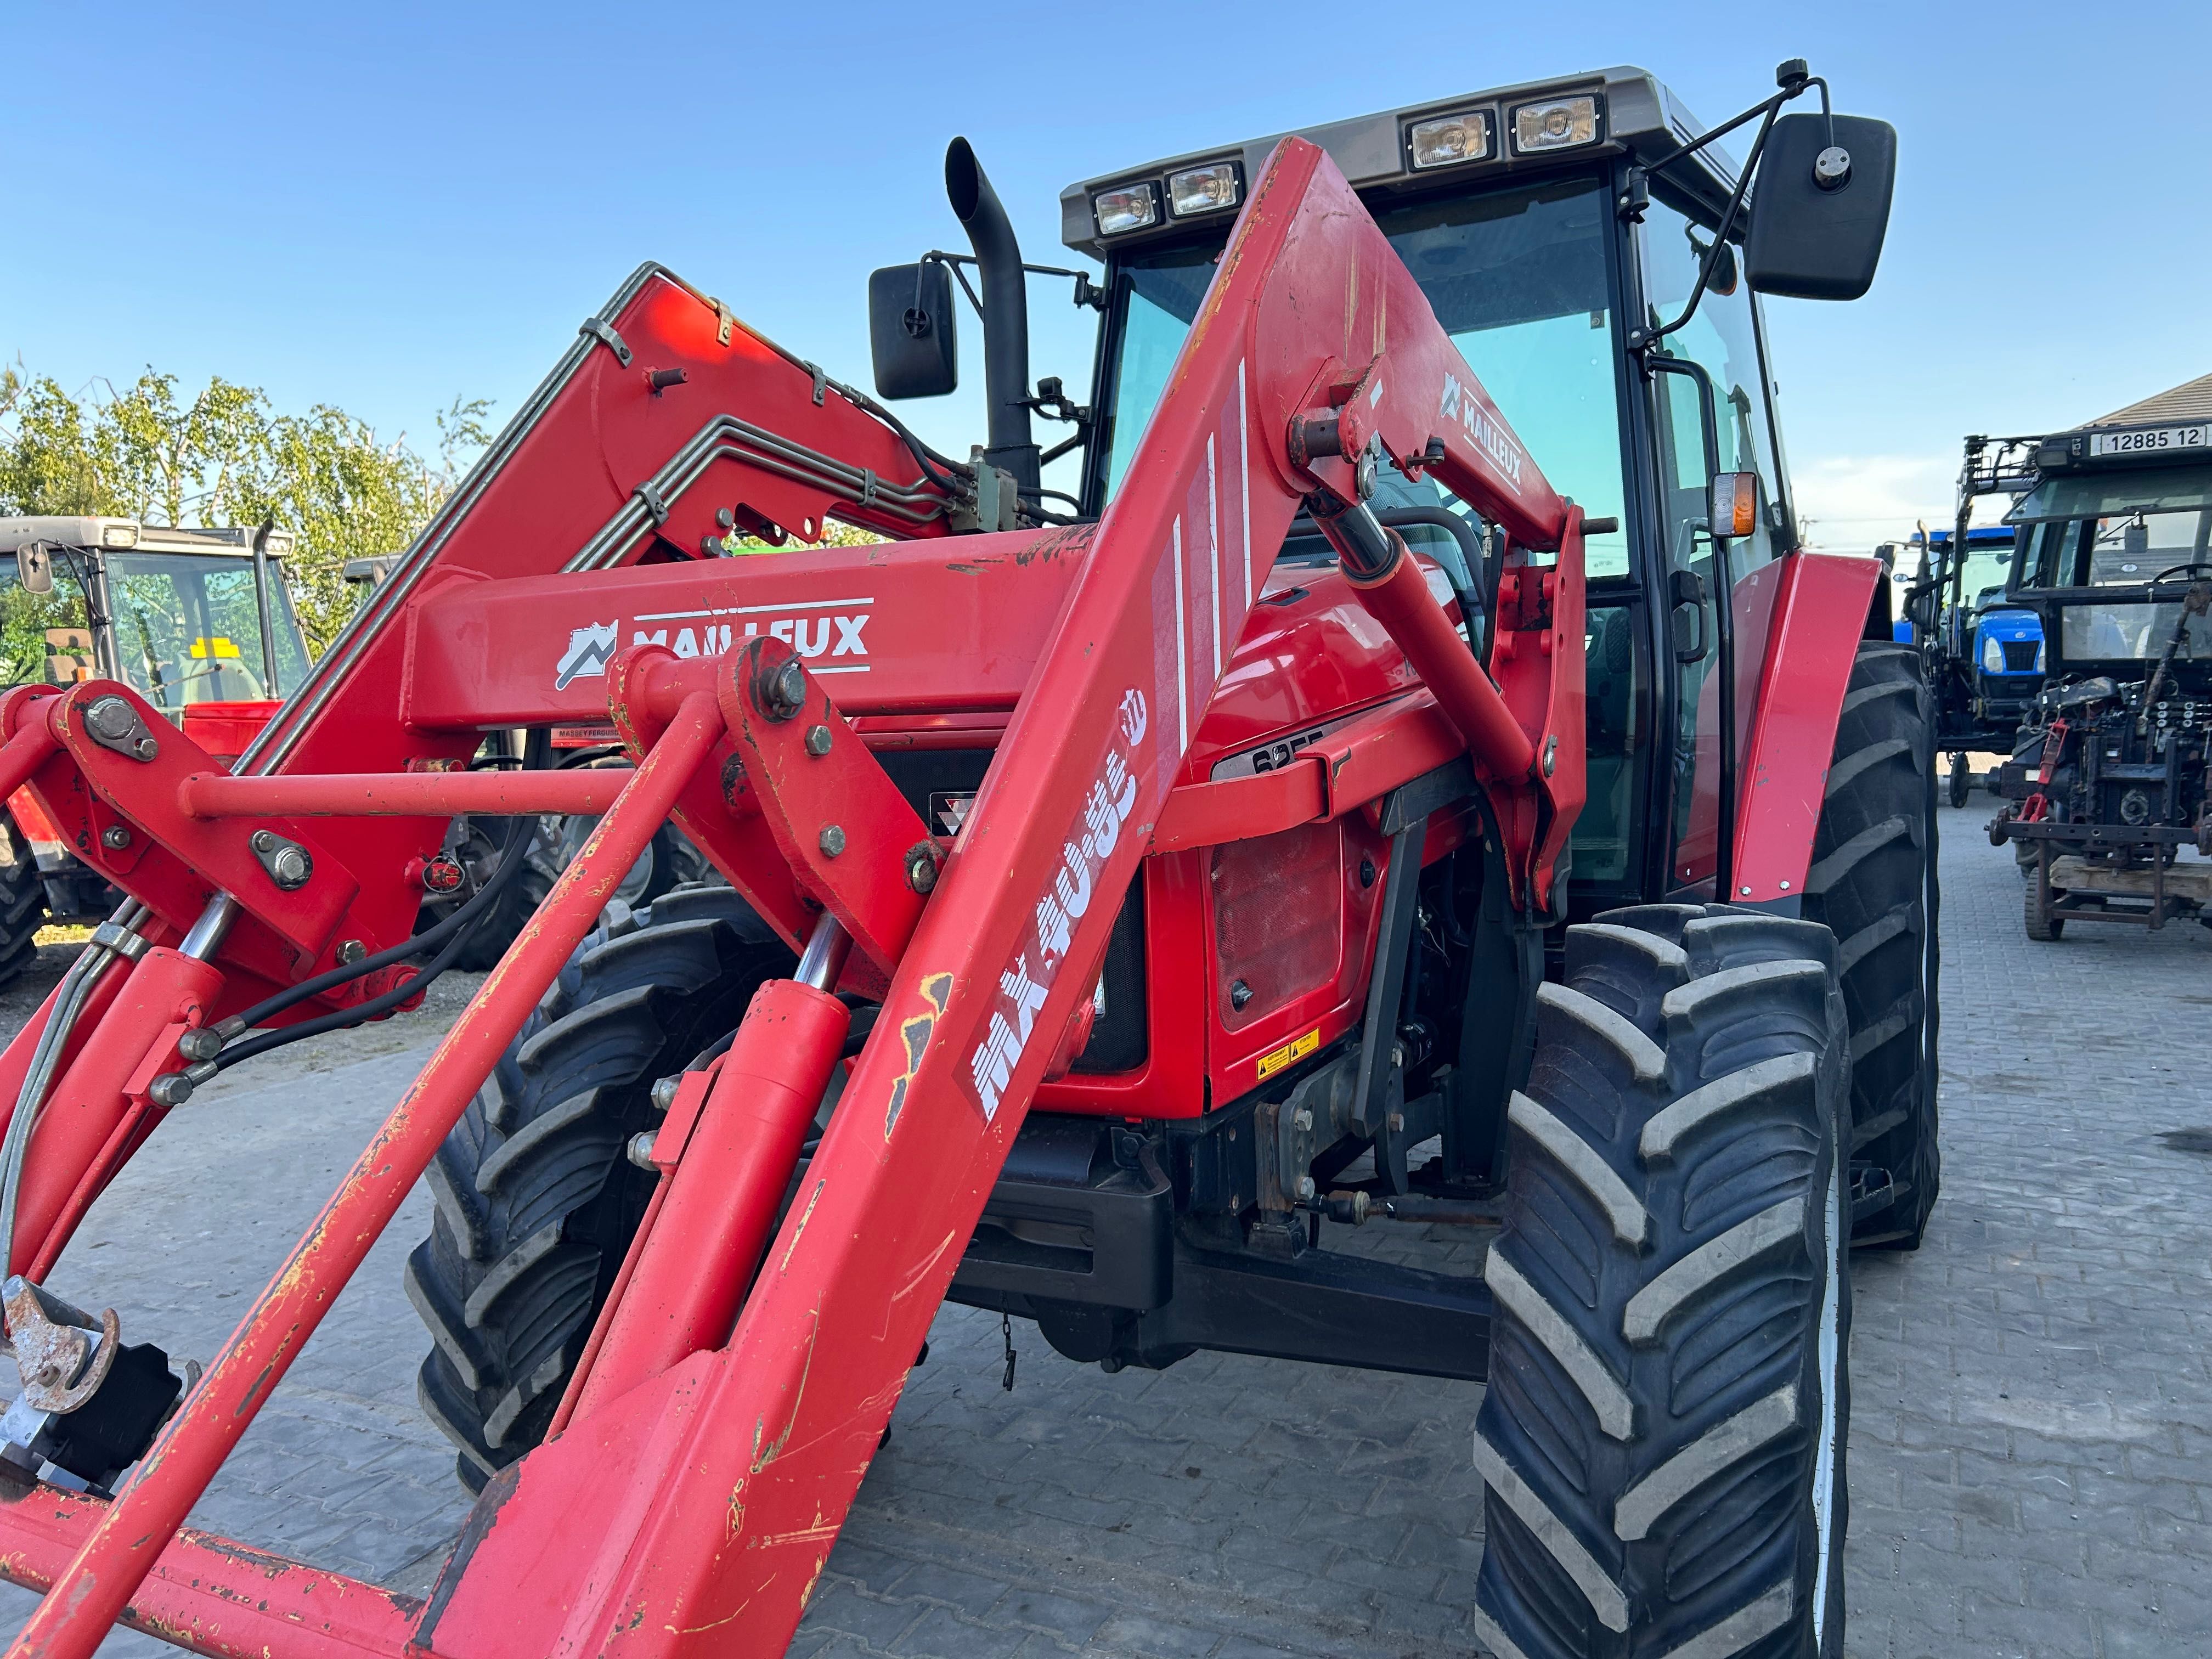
[0,137,1584,1659]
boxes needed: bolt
[84,696,135,740]
[804,724,833,756]
[251,830,275,852]
[270,845,313,889]
[651,1075,681,1112]
[626,1131,659,1170]
[1543,733,1557,777]
[1739,885,1753,897]
[904,844,940,894]
[1359,857,1376,888]
[819,824,847,858]
[148,1073,195,1108]
[758,656,808,719]
[1292,1108,1314,1132]
[1388,1112,1406,1133]
[132,735,159,760]
[1297,1176,1317,1201]
[337,939,367,965]
[100,825,131,851]
[1778,879,1791,891]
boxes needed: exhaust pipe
[945,138,1040,496]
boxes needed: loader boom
[0,136,1581,1659]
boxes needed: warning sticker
[1256,1027,1320,1081]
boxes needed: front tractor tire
[1801,645,1940,1250]
[407,887,792,1491]
[1473,906,1851,1659]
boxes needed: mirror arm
[1629,65,1835,348]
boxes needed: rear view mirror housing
[1745,113,1897,300]
[868,262,959,400]
[14,542,54,596]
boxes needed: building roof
[2092,372,2212,428]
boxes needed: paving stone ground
[3,795,2209,1656]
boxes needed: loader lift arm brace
[0,136,1581,1659]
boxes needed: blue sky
[5,1,2205,549]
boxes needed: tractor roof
[1060,65,1734,259]
[0,516,294,558]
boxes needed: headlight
[264,532,295,555]
[1093,182,1160,236]
[1166,162,1241,217]
[1982,635,2006,673]
[100,523,139,548]
[1510,95,1599,154]
[2034,637,2045,672]
[1408,110,1492,170]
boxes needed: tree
[0,364,490,656]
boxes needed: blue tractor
[1904,438,2050,806]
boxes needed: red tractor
[0,61,1926,1659]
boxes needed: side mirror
[1708,472,1760,540]
[868,262,958,400]
[14,543,55,595]
[1744,113,1897,300]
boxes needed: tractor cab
[0,516,312,717]
[1030,66,1895,914]
[0,516,314,929]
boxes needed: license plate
[2090,424,2211,458]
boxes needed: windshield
[106,552,312,711]
[1097,175,1629,578]
[2019,510,2212,663]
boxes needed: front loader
[0,60,1923,1659]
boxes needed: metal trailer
[0,61,1920,1659]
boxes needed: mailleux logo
[552,603,874,689]
[555,620,619,690]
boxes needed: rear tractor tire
[1472,905,1852,1659]
[407,887,793,1492]
[1801,645,1940,1250]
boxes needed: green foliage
[0,364,490,654]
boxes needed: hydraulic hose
[208,811,539,1073]
[0,904,150,1274]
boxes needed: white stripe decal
[1237,359,1252,604]
[634,596,875,622]
[1171,518,1188,753]
[1206,433,1222,678]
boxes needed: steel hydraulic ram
[0,137,1581,1659]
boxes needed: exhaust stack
[945,138,1040,496]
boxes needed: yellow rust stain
[777,1180,825,1273]
[883,972,951,1141]
[748,1308,821,1475]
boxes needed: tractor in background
[1908,435,2047,805]
[1989,414,2212,935]
[0,517,311,985]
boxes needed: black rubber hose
[218,735,552,1035]
[210,809,539,1071]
